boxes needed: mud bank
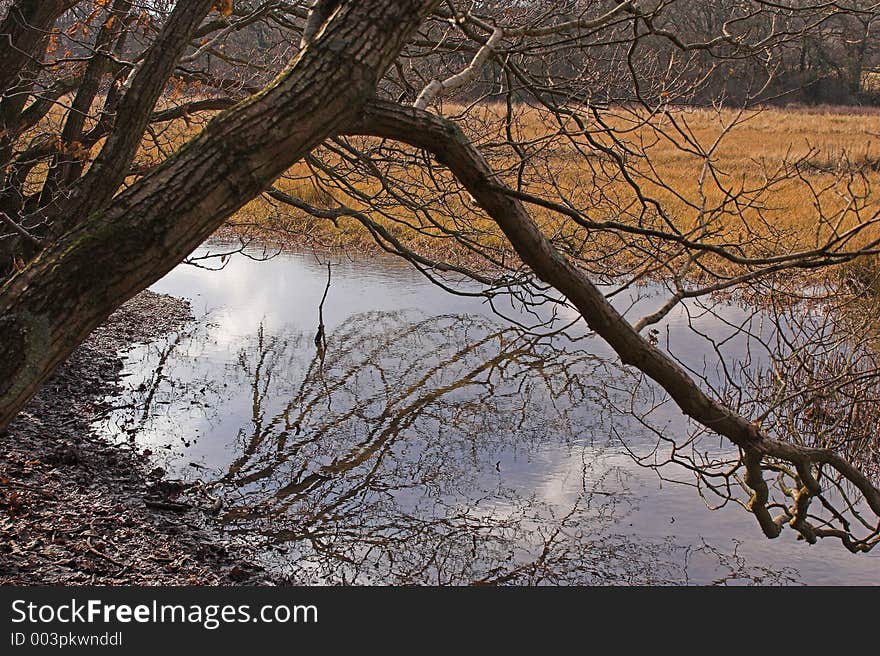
[0,291,273,585]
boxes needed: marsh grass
[22,100,880,280]
[222,104,880,277]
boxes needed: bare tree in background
[2,0,880,553]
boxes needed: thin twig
[0,212,43,249]
[315,261,331,353]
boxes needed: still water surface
[98,245,880,584]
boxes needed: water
[97,244,880,584]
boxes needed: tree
[1,0,880,552]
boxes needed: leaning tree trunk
[0,0,440,431]
[348,99,880,545]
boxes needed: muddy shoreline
[0,290,273,585]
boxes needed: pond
[96,244,880,585]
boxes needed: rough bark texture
[0,0,440,430]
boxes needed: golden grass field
[215,104,880,277]
[25,101,880,277]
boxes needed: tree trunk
[350,99,764,450]
[0,0,440,431]
[0,1,77,172]
[347,99,880,538]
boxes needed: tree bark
[57,0,216,227]
[0,0,440,431]
[0,1,79,98]
[41,0,133,199]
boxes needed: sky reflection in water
[97,245,880,585]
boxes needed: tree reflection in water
[104,310,796,584]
